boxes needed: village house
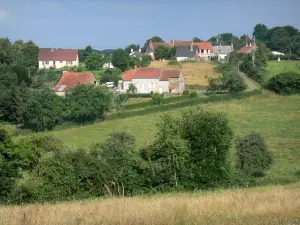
[236,42,257,54]
[120,68,185,94]
[129,48,144,58]
[213,44,234,60]
[193,42,214,60]
[175,44,199,61]
[54,71,98,96]
[38,48,79,69]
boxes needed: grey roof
[132,51,144,57]
[175,45,198,58]
[213,45,234,55]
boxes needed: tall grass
[1,183,299,225]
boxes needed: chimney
[51,48,54,52]
[131,48,133,53]
[190,41,193,51]
[172,40,175,46]
[139,48,141,52]
[250,43,252,47]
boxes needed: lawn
[263,60,300,81]
[47,93,300,184]
[1,182,299,225]
[149,60,218,86]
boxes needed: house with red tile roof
[193,42,214,60]
[236,43,257,54]
[54,71,98,96]
[38,48,79,69]
[121,68,185,94]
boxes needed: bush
[23,89,63,132]
[266,71,300,95]
[65,84,114,124]
[151,94,163,105]
[188,91,197,98]
[236,132,273,177]
[183,90,190,95]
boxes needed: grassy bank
[47,93,300,184]
[263,60,300,81]
[1,182,299,225]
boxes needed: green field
[47,93,300,184]
[263,60,300,81]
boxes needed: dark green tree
[142,36,164,52]
[112,49,130,71]
[23,89,63,131]
[12,82,31,125]
[253,24,269,41]
[192,37,202,42]
[180,107,233,187]
[236,132,273,177]
[65,85,114,124]
[127,83,137,94]
[154,45,170,60]
[266,71,300,95]
[84,53,104,69]
[0,38,14,65]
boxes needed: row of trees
[0,107,272,204]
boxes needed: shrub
[236,132,273,177]
[266,71,300,95]
[180,107,234,187]
[183,90,190,95]
[127,83,137,94]
[151,94,163,105]
[188,91,197,98]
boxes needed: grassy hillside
[263,60,300,81]
[148,60,218,86]
[47,93,300,184]
[1,182,299,225]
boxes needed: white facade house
[103,62,115,69]
[175,45,199,61]
[213,45,234,61]
[271,51,285,56]
[121,68,185,94]
[194,42,214,60]
[38,49,79,69]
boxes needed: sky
[1,0,300,50]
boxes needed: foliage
[207,77,222,92]
[84,53,104,69]
[266,71,300,95]
[180,107,233,187]
[154,45,170,60]
[115,94,128,110]
[79,45,93,63]
[188,91,197,98]
[236,132,273,177]
[23,89,63,132]
[182,90,190,95]
[65,85,114,124]
[100,69,122,86]
[11,83,31,124]
[151,94,163,105]
[127,83,137,94]
[142,36,164,52]
[125,44,140,54]
[169,46,177,59]
[209,63,246,93]
[253,24,269,41]
[192,37,202,42]
[112,49,130,72]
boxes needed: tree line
[0,107,272,204]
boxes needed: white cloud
[0,10,9,21]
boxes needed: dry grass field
[1,183,299,225]
[149,60,219,86]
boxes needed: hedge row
[107,90,261,121]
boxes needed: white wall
[39,55,79,69]
[176,57,188,61]
[122,79,170,94]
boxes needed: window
[60,61,63,63]
[67,61,72,65]
[45,61,49,65]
